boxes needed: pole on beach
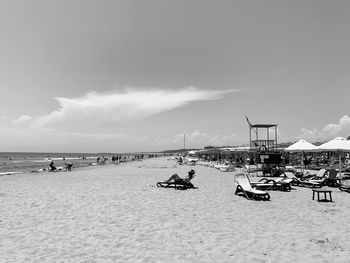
[339,152,342,177]
[301,151,304,174]
[184,134,186,150]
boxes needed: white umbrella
[317,137,350,175]
[317,137,350,152]
[285,139,318,172]
[284,139,318,152]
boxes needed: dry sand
[0,157,350,263]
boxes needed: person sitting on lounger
[164,169,196,184]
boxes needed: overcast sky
[0,0,349,152]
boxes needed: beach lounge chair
[234,173,270,201]
[283,172,323,188]
[156,180,195,190]
[251,177,292,192]
[310,169,339,187]
[339,179,350,192]
[218,164,235,172]
[302,168,327,180]
[249,178,276,191]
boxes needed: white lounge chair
[234,173,270,201]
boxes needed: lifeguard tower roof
[251,124,277,128]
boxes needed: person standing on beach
[65,162,73,171]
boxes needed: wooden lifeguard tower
[245,116,282,167]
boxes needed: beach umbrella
[317,137,350,152]
[317,137,350,175]
[284,139,318,171]
[284,139,318,152]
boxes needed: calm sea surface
[0,152,149,175]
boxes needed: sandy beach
[1,157,350,263]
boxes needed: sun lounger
[250,178,276,191]
[283,172,323,188]
[234,173,270,201]
[251,177,292,192]
[301,168,327,180]
[339,179,350,192]
[156,180,195,190]
[218,164,235,172]
[320,169,340,187]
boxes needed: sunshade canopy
[284,139,318,152]
[317,137,350,152]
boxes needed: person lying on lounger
[164,169,196,184]
[157,169,197,190]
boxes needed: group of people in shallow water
[49,161,73,172]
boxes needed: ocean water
[0,152,146,175]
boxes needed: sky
[0,0,349,153]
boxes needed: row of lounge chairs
[195,160,236,172]
[157,172,350,196]
[235,169,350,201]
[157,162,350,196]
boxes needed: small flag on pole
[245,115,257,134]
[245,115,253,128]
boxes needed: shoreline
[0,153,162,176]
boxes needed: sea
[0,152,153,175]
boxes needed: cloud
[323,115,350,136]
[12,115,33,126]
[30,86,238,132]
[1,86,241,152]
[297,115,350,142]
